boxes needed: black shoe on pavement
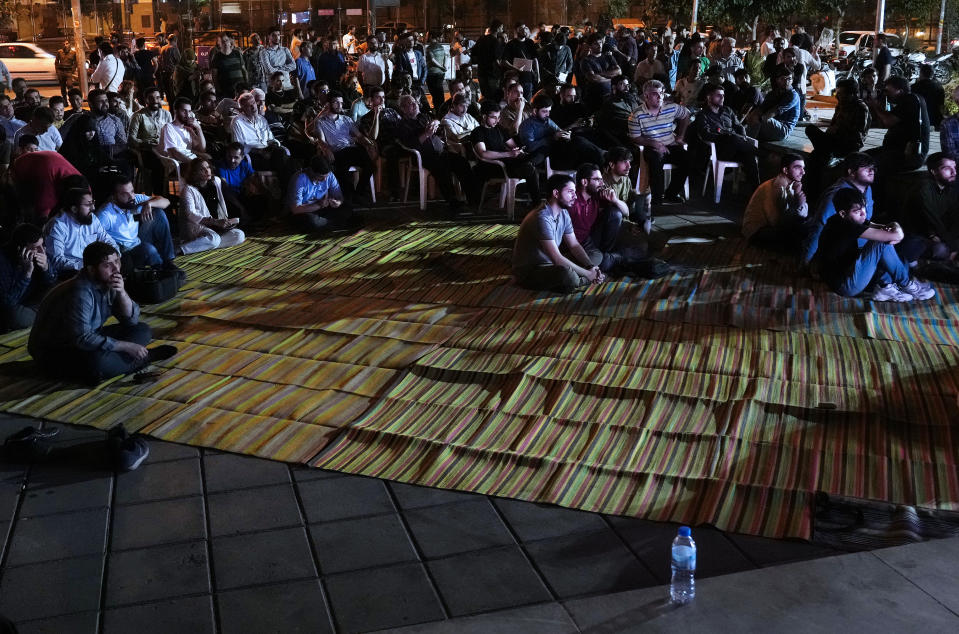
[147,345,178,363]
[660,193,685,205]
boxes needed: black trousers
[474,158,541,203]
[37,322,152,384]
[333,145,374,202]
[419,150,477,205]
[643,144,691,200]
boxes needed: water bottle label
[672,546,696,569]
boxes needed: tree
[606,0,630,20]
[886,0,940,44]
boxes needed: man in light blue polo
[96,175,180,274]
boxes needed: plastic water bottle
[670,526,696,604]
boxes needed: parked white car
[0,42,56,84]
[835,31,903,59]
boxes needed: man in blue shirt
[802,152,877,265]
[217,142,269,229]
[96,175,177,272]
[28,240,177,383]
[745,64,800,142]
[286,155,360,233]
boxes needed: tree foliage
[606,0,630,20]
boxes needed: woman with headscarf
[59,114,111,185]
[178,157,245,255]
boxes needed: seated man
[13,107,62,152]
[27,240,177,384]
[470,101,540,204]
[603,145,648,232]
[216,142,270,227]
[15,134,39,156]
[627,79,692,206]
[159,97,208,166]
[127,87,173,195]
[725,68,763,117]
[550,83,590,131]
[692,83,759,190]
[497,82,529,137]
[595,75,641,145]
[44,187,118,276]
[396,94,477,214]
[898,153,959,266]
[96,175,179,272]
[511,173,605,293]
[817,188,934,302]
[286,154,359,233]
[806,78,869,162]
[313,90,375,202]
[265,71,299,122]
[440,93,480,155]
[83,89,128,161]
[518,93,605,172]
[13,87,42,122]
[568,163,647,274]
[230,90,289,174]
[802,152,877,265]
[868,75,931,177]
[744,65,800,142]
[1,223,56,332]
[741,153,808,252]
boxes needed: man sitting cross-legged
[816,187,935,302]
[28,240,177,384]
[512,173,606,294]
[741,153,809,253]
[897,152,959,267]
[287,154,361,234]
[96,175,180,276]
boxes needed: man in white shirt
[90,42,124,93]
[441,93,479,155]
[357,36,388,88]
[14,107,62,153]
[342,26,357,55]
[159,97,208,165]
[229,89,289,173]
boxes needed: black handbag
[127,266,181,304]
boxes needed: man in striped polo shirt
[627,79,691,206]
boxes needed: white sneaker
[899,278,936,300]
[871,283,914,302]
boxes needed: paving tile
[207,484,303,537]
[404,499,514,559]
[114,458,202,505]
[0,555,103,621]
[14,611,99,634]
[608,517,755,582]
[725,531,841,568]
[212,526,317,590]
[291,465,342,482]
[6,507,108,566]
[873,537,959,614]
[105,540,210,607]
[309,513,418,574]
[385,602,577,633]
[298,475,394,523]
[0,482,21,524]
[325,562,444,633]
[203,452,291,492]
[562,552,959,632]
[524,528,658,599]
[103,595,215,634]
[20,467,112,517]
[390,482,478,509]
[426,546,551,616]
[493,498,606,542]
[146,439,199,463]
[218,579,333,634]
[111,496,206,551]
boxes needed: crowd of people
[0,19,957,384]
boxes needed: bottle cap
[678,526,691,537]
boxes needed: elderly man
[710,37,743,84]
[28,240,177,384]
[229,89,289,174]
[628,79,692,206]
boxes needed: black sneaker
[660,193,685,205]
[3,426,54,462]
[147,345,178,363]
[107,424,150,471]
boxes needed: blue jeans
[833,241,909,297]
[123,210,176,269]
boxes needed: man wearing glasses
[43,188,118,278]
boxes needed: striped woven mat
[2,220,958,539]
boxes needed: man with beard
[518,93,605,173]
[471,101,540,205]
[44,187,118,276]
[128,87,173,194]
[357,36,389,89]
[96,175,179,273]
[692,83,759,191]
[512,173,605,293]
[28,240,178,384]
[160,97,209,166]
[898,153,959,266]
[313,91,375,202]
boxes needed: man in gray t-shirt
[512,173,605,293]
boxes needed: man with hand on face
[96,175,180,275]
[1,224,56,332]
[512,173,606,294]
[28,240,178,384]
[160,97,208,166]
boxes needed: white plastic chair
[636,144,690,198]
[545,155,575,179]
[397,141,434,210]
[478,158,526,221]
[701,139,757,204]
